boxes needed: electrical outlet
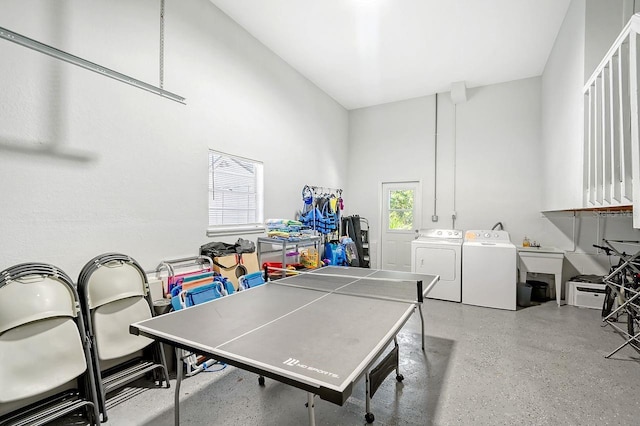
[432,215,438,222]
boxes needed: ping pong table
[130,266,439,425]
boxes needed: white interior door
[381,181,421,271]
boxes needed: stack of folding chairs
[77,252,170,422]
[0,263,101,425]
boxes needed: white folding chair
[78,253,169,422]
[0,263,100,425]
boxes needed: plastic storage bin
[517,282,532,307]
[527,280,549,301]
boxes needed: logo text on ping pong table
[283,358,339,379]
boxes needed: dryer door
[413,245,461,302]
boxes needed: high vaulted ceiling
[209,0,571,110]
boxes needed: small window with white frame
[207,150,264,236]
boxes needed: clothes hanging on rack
[299,185,343,236]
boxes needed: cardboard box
[212,252,260,290]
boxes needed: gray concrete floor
[98,300,640,425]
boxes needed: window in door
[388,189,414,230]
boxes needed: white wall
[541,0,639,213]
[584,0,634,81]
[540,0,640,278]
[0,0,348,275]
[347,77,543,266]
[540,0,585,212]
[454,77,542,244]
[347,95,435,232]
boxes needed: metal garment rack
[304,185,343,239]
[308,185,343,195]
[600,240,640,358]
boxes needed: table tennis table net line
[266,267,431,284]
[272,273,439,305]
[274,277,411,301]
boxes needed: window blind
[208,150,263,229]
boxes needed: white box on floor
[567,281,606,309]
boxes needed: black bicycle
[595,241,640,352]
[595,244,627,320]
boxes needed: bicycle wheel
[626,284,640,350]
[602,284,616,319]
[627,307,640,350]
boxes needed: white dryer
[462,230,517,310]
[411,229,462,302]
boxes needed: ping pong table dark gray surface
[130,266,438,423]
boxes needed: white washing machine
[462,230,517,310]
[411,229,462,302]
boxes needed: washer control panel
[417,229,463,241]
[464,230,512,243]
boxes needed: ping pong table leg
[306,392,316,426]
[363,337,403,424]
[418,303,425,351]
[365,371,373,423]
[393,336,404,381]
[175,347,183,426]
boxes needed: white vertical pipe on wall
[452,104,457,229]
[449,81,465,229]
[432,93,438,223]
